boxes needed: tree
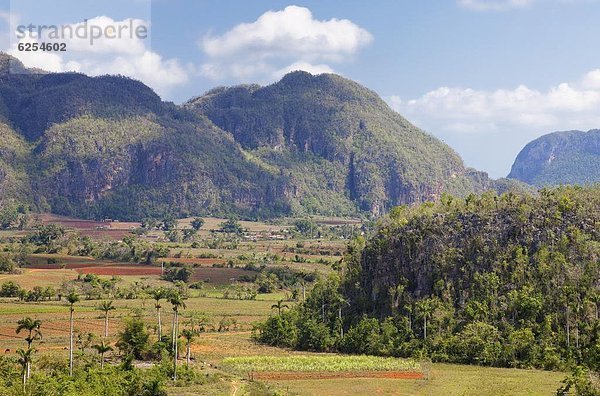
[92,341,113,369]
[16,318,42,380]
[16,347,35,389]
[219,218,243,235]
[169,292,186,380]
[181,329,197,365]
[149,288,165,340]
[16,317,42,350]
[190,217,205,231]
[271,300,289,316]
[66,292,80,376]
[416,298,436,340]
[98,300,116,337]
[116,315,150,360]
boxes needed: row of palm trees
[15,287,195,385]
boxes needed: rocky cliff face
[508,129,600,186]
[187,71,482,216]
[0,54,528,220]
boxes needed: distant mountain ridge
[508,129,600,186]
[0,54,527,220]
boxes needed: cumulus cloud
[199,5,372,81]
[272,62,334,80]
[6,16,190,98]
[458,0,535,11]
[389,69,600,177]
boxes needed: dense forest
[256,187,600,376]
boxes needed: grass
[270,364,567,396]
[221,355,421,373]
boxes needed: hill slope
[186,71,520,216]
[0,55,527,220]
[508,129,600,186]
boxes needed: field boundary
[249,371,425,380]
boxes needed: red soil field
[28,263,103,269]
[190,267,255,284]
[251,371,425,380]
[160,257,226,266]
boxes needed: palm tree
[16,347,35,388]
[16,317,42,379]
[16,317,43,349]
[181,329,197,366]
[97,301,116,337]
[92,341,113,369]
[271,300,289,316]
[416,298,435,340]
[169,292,186,380]
[66,292,79,376]
[149,288,164,340]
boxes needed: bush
[116,316,150,360]
[296,317,333,352]
[254,312,298,348]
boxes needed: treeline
[256,187,600,375]
[0,224,170,265]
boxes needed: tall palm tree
[66,292,79,376]
[416,298,435,340]
[169,292,186,381]
[16,318,42,379]
[16,347,35,388]
[97,301,116,337]
[16,318,42,348]
[149,288,164,340]
[92,341,113,369]
[180,329,197,366]
[271,299,289,316]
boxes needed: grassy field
[0,215,569,395]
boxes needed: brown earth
[250,371,425,380]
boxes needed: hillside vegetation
[188,71,522,216]
[509,129,600,186]
[0,54,527,220]
[257,186,600,373]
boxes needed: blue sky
[3,0,600,177]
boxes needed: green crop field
[222,355,421,373]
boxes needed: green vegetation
[509,129,600,186]
[256,187,600,376]
[221,355,420,373]
[0,55,527,221]
[188,71,522,217]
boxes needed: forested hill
[186,71,525,216]
[257,186,600,371]
[0,54,526,220]
[509,129,600,186]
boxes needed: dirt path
[230,380,239,396]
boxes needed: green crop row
[221,355,421,373]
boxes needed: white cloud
[199,5,372,81]
[389,70,600,177]
[272,62,335,80]
[458,0,535,11]
[6,16,190,98]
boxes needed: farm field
[0,215,571,395]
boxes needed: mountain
[508,129,600,186]
[0,54,526,220]
[186,71,524,216]
[0,54,288,220]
